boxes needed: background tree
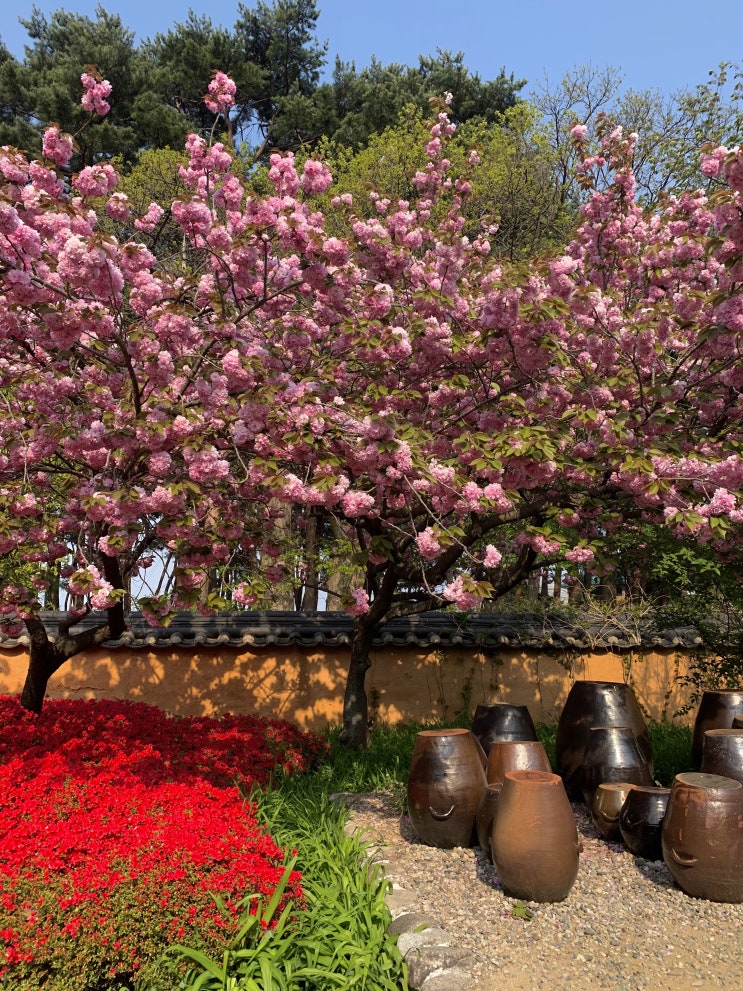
[3,73,743,750]
[0,6,156,165]
[531,61,743,211]
[142,1,324,157]
[302,101,569,261]
[304,49,524,152]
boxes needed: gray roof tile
[0,610,703,651]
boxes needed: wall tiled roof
[0,610,704,652]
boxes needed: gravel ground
[343,792,743,991]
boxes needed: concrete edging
[333,794,477,991]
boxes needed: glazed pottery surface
[734,716,743,730]
[591,782,637,841]
[471,702,538,756]
[619,785,670,861]
[491,770,580,903]
[486,739,551,785]
[475,783,503,861]
[662,771,743,903]
[407,729,487,849]
[701,729,743,784]
[580,726,653,806]
[692,689,743,768]
[556,680,652,799]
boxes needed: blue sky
[3,0,743,100]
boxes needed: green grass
[648,721,694,786]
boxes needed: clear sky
[3,0,743,101]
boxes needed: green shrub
[648,720,693,786]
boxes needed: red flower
[0,696,323,985]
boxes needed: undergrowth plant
[164,781,407,990]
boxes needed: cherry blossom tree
[2,73,743,747]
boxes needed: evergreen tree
[0,5,155,165]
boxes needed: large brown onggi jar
[692,690,743,768]
[485,739,551,786]
[471,702,538,757]
[407,729,487,849]
[662,771,743,903]
[491,770,581,903]
[580,725,653,806]
[619,785,670,861]
[475,783,503,862]
[701,728,743,784]
[555,681,652,799]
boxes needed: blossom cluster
[80,71,112,116]
[204,71,236,114]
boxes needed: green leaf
[511,901,534,921]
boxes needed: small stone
[387,910,437,935]
[407,948,477,989]
[397,927,452,957]
[385,891,420,919]
[419,967,475,991]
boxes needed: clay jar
[471,702,538,757]
[407,729,487,849]
[619,785,671,861]
[591,782,637,841]
[486,739,551,786]
[491,770,581,903]
[692,690,743,768]
[701,729,743,784]
[580,726,653,806]
[662,772,743,903]
[475,783,503,861]
[556,681,652,799]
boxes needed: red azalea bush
[0,696,329,989]
[0,696,329,788]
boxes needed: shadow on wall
[0,643,695,729]
[366,645,693,727]
[0,646,351,729]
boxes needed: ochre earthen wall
[0,643,692,729]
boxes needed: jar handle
[670,848,698,866]
[429,804,455,821]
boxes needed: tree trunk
[324,518,364,609]
[339,617,375,748]
[19,638,59,714]
[298,514,319,611]
[18,605,123,714]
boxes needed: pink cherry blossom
[73,164,119,198]
[80,72,112,115]
[346,588,370,616]
[300,159,333,195]
[42,127,74,166]
[442,576,481,611]
[203,71,236,114]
